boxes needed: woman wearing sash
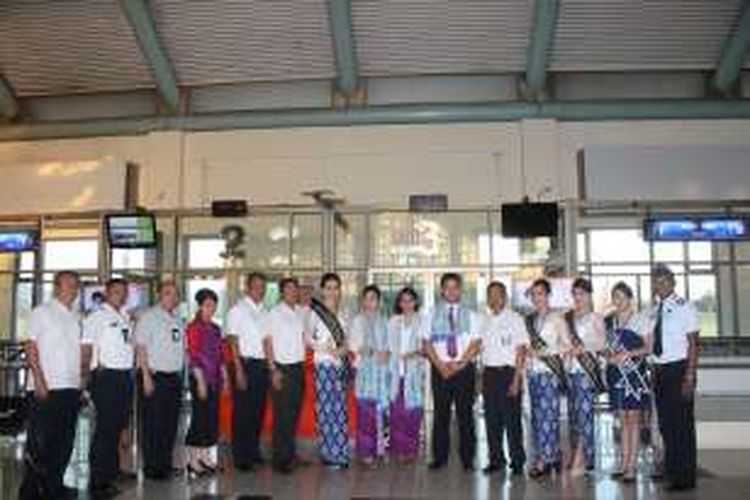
[526,278,571,478]
[564,278,606,475]
[605,282,653,483]
[349,285,390,466]
[307,273,351,468]
[388,287,426,463]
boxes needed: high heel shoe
[186,463,207,479]
[198,460,217,474]
[528,464,551,479]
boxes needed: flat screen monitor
[643,217,750,241]
[106,214,157,249]
[0,229,39,252]
[501,203,558,238]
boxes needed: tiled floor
[1,408,749,499]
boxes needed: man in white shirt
[651,264,700,491]
[134,280,185,480]
[480,281,527,476]
[263,277,307,474]
[226,272,269,471]
[19,271,83,500]
[423,273,481,471]
[81,279,134,498]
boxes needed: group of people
[18,264,700,499]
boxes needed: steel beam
[525,0,560,99]
[328,0,359,96]
[713,0,750,94]
[120,0,180,114]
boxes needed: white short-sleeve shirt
[226,296,267,360]
[652,293,700,365]
[480,307,527,368]
[422,302,480,363]
[82,303,134,370]
[134,305,185,373]
[264,302,306,365]
[566,311,605,373]
[24,299,82,390]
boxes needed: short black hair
[361,284,381,301]
[486,281,507,295]
[320,272,341,289]
[531,278,552,295]
[279,277,299,292]
[652,263,675,280]
[394,286,420,315]
[53,270,80,287]
[105,278,129,291]
[246,271,267,287]
[571,277,593,294]
[440,272,462,289]
[611,281,634,300]
[194,288,218,305]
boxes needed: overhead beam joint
[328,0,360,99]
[524,0,560,101]
[712,0,750,95]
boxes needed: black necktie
[653,301,663,357]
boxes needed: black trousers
[90,368,134,488]
[19,389,80,500]
[185,376,219,448]
[232,357,269,467]
[482,366,525,469]
[139,371,183,477]
[431,363,476,467]
[271,362,304,469]
[654,360,696,488]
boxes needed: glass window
[43,239,98,270]
[688,242,713,271]
[291,214,322,269]
[589,230,649,263]
[335,213,367,269]
[653,242,685,272]
[737,266,750,336]
[187,239,225,269]
[688,274,718,337]
[111,248,147,270]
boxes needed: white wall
[1,119,750,214]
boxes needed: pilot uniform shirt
[226,296,268,360]
[651,293,700,365]
[82,303,135,370]
[23,298,82,391]
[480,307,527,368]
[422,302,480,363]
[134,305,185,374]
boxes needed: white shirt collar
[52,297,76,314]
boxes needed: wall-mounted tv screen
[106,214,157,249]
[501,203,559,238]
[643,217,750,241]
[0,229,39,252]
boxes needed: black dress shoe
[428,461,446,470]
[116,469,138,482]
[666,482,696,492]
[61,486,79,499]
[510,466,524,476]
[89,483,120,499]
[252,456,267,466]
[463,464,475,472]
[483,464,500,474]
[273,464,294,475]
[235,462,255,472]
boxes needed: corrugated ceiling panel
[151,0,335,86]
[353,0,530,76]
[0,0,153,96]
[551,0,743,71]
